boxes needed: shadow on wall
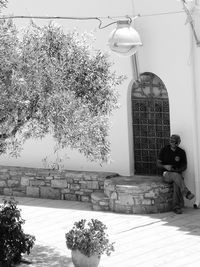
[18,244,73,267]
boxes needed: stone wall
[0,165,118,202]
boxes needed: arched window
[131,72,170,175]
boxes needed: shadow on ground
[0,195,92,211]
[1,195,200,239]
[153,207,200,237]
[118,207,200,238]
[17,244,73,267]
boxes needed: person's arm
[157,147,172,171]
[172,164,187,173]
[171,150,187,173]
[157,159,172,171]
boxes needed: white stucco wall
[1,0,200,204]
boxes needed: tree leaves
[0,20,125,163]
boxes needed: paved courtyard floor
[1,196,200,267]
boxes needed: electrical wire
[0,9,190,29]
[0,14,138,29]
[138,10,184,17]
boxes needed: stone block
[144,191,157,199]
[53,175,62,179]
[9,171,18,176]
[160,188,170,193]
[65,172,83,179]
[86,181,99,189]
[64,177,74,183]
[46,176,53,180]
[104,182,115,192]
[133,196,143,205]
[92,204,103,211]
[81,173,92,180]
[91,192,108,201]
[40,187,60,199]
[30,180,45,186]
[80,181,87,189]
[0,174,9,179]
[142,199,152,205]
[132,206,146,214]
[21,177,31,186]
[116,185,141,194]
[80,189,93,193]
[75,191,84,195]
[0,180,7,187]
[12,191,26,197]
[81,195,90,202]
[143,205,159,214]
[0,169,8,173]
[93,204,110,211]
[26,186,40,197]
[12,187,25,192]
[114,203,133,214]
[155,194,165,203]
[51,179,68,188]
[118,194,134,205]
[99,200,109,206]
[70,184,81,190]
[25,172,36,176]
[3,188,12,195]
[61,188,71,194]
[64,193,77,201]
[35,176,45,180]
[7,180,20,187]
[37,170,51,176]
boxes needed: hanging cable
[0,14,139,29]
[0,11,184,28]
[181,0,200,45]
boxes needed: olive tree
[0,19,124,163]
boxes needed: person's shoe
[173,208,182,214]
[186,191,195,200]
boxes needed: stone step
[104,175,173,214]
[91,192,110,211]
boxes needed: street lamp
[108,19,142,57]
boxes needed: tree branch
[0,95,40,140]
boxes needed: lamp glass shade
[108,20,142,57]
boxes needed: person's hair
[170,134,181,145]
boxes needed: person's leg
[173,182,184,213]
[163,171,189,197]
[163,171,193,213]
[169,172,195,200]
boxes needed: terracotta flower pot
[71,250,101,267]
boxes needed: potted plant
[65,218,114,267]
[0,198,36,267]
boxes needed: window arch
[131,72,170,175]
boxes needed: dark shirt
[158,145,187,173]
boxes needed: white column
[191,0,200,206]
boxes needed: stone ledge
[0,165,119,202]
[94,175,173,214]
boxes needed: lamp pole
[130,0,140,81]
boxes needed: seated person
[157,134,195,214]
